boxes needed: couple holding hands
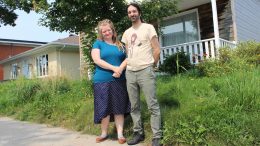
[91,3,162,146]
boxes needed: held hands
[112,73,120,78]
[112,66,123,78]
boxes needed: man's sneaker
[152,138,162,146]
[127,132,145,145]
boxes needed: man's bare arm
[151,36,161,66]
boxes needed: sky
[0,10,70,43]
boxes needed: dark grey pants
[126,66,162,138]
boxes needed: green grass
[160,68,259,146]
[0,67,259,146]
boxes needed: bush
[234,41,260,65]
[196,41,259,77]
[159,51,192,75]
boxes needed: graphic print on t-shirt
[129,32,141,58]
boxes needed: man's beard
[130,15,140,22]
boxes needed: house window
[36,54,48,77]
[11,63,18,79]
[22,60,30,78]
[161,9,200,47]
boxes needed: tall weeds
[0,41,259,146]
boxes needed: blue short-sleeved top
[92,40,126,83]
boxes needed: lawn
[0,41,259,146]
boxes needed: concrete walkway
[0,117,144,146]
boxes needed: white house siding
[2,56,32,80]
[59,51,80,80]
[47,51,58,77]
[234,0,260,42]
[3,59,19,80]
[2,51,56,80]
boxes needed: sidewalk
[0,117,145,146]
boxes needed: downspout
[211,0,220,48]
[59,45,66,76]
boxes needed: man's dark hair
[127,3,144,22]
[127,3,142,15]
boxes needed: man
[121,3,162,146]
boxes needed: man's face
[127,5,140,22]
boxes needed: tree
[1,0,179,79]
[0,0,48,27]
[39,0,128,33]
[39,0,179,34]
[39,0,178,79]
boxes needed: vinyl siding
[234,0,260,42]
[1,50,80,80]
[59,51,80,80]
[0,44,34,80]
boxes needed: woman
[91,19,130,144]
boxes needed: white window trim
[159,8,201,47]
[10,63,18,79]
[35,54,48,78]
[22,59,30,78]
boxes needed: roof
[0,35,80,65]
[0,38,47,46]
[53,35,79,45]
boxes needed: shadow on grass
[159,98,180,109]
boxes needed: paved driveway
[0,117,144,146]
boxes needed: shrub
[196,41,259,77]
[159,51,192,75]
[234,41,260,65]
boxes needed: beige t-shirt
[121,23,157,71]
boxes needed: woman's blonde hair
[97,19,125,51]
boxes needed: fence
[160,38,236,64]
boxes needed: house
[0,35,80,80]
[159,0,260,64]
[0,39,46,81]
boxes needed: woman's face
[100,24,113,40]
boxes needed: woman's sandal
[118,137,126,144]
[96,136,108,143]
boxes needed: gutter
[0,39,46,46]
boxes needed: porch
[159,0,236,64]
[159,38,236,64]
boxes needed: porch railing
[160,38,236,65]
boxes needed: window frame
[159,9,201,47]
[10,63,18,79]
[36,54,48,77]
